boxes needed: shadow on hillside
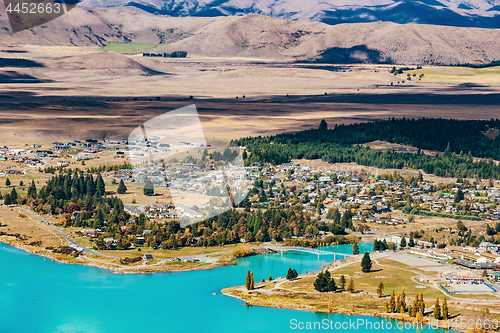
[143,68,173,76]
[0,58,44,68]
[457,83,490,88]
[0,91,37,99]
[0,71,51,84]
[298,45,391,64]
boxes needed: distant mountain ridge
[3,8,500,65]
[79,0,500,28]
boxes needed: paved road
[16,207,116,258]
[174,251,233,264]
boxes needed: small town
[2,136,500,259]
[4,2,500,331]
[1,133,500,330]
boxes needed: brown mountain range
[2,6,500,64]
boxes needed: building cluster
[0,139,129,171]
[247,162,500,222]
[124,203,203,221]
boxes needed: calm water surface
[0,243,442,333]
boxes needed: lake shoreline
[221,282,461,332]
[0,233,285,274]
[0,237,236,274]
[1,236,460,332]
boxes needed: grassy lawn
[224,254,500,321]
[332,258,444,299]
[97,242,253,259]
[408,66,500,86]
[102,42,158,54]
[225,281,387,316]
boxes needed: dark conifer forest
[235,118,500,179]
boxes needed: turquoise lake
[0,242,443,333]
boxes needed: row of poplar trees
[386,291,448,320]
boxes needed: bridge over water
[266,246,354,260]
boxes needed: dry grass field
[357,212,486,242]
[0,206,64,248]
[1,56,500,145]
[0,39,499,146]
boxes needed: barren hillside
[152,14,500,64]
[2,7,500,64]
[78,0,500,28]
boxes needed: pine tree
[3,192,10,205]
[353,242,359,255]
[333,209,341,225]
[361,252,372,272]
[408,234,415,247]
[268,274,273,281]
[292,269,298,279]
[143,179,154,196]
[319,119,328,131]
[314,271,330,292]
[117,179,127,194]
[442,297,448,319]
[5,178,10,187]
[9,188,17,205]
[454,189,464,203]
[96,174,105,197]
[86,175,96,196]
[347,278,355,293]
[27,180,37,198]
[341,210,351,229]
[377,282,384,297]
[400,236,407,248]
[286,267,294,280]
[93,217,102,229]
[339,275,346,291]
[433,296,441,319]
[328,277,337,292]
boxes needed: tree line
[234,118,500,179]
[5,171,130,232]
